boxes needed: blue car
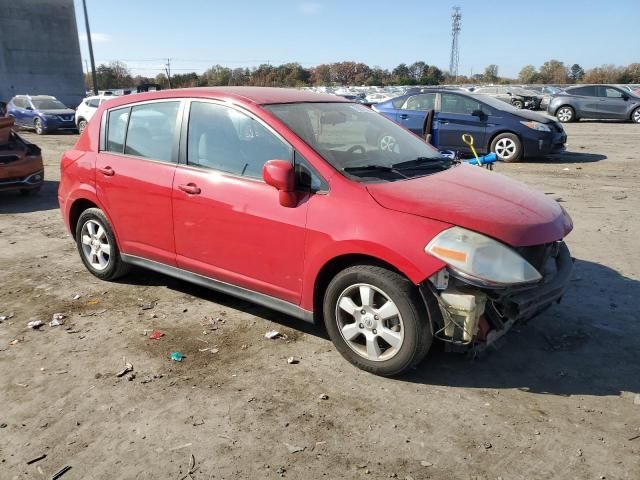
[6,95,77,135]
[372,89,567,162]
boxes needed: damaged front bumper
[422,241,573,351]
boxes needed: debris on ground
[139,301,156,310]
[26,453,47,465]
[319,393,329,400]
[420,461,433,467]
[171,352,184,362]
[51,465,72,479]
[177,453,196,480]
[285,442,305,453]
[149,330,164,340]
[73,294,81,300]
[613,193,627,200]
[287,356,299,364]
[49,313,66,327]
[116,359,134,378]
[9,339,20,345]
[265,330,286,340]
[482,442,492,450]
[27,320,44,329]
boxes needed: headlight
[425,226,542,287]
[520,120,551,132]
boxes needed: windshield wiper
[392,157,453,170]
[343,164,409,179]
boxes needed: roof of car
[100,87,350,108]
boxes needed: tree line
[86,60,640,91]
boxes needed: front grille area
[516,242,558,273]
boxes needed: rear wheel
[34,117,45,135]
[75,208,129,281]
[631,107,640,124]
[490,132,522,162]
[556,106,575,123]
[323,265,432,376]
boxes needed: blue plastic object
[464,152,497,166]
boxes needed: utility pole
[449,6,462,82]
[81,0,98,95]
[165,58,172,89]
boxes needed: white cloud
[79,32,111,43]
[298,2,322,15]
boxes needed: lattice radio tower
[449,6,462,80]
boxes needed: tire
[556,105,575,123]
[490,132,522,163]
[512,100,524,109]
[631,107,640,124]
[75,208,129,281]
[34,117,45,135]
[323,265,433,376]
[78,119,88,134]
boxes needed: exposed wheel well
[69,199,98,239]
[312,254,407,323]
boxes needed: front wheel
[323,265,432,376]
[34,117,45,135]
[490,133,522,163]
[556,106,575,123]
[512,100,524,109]
[632,107,640,124]
[78,119,88,134]
[75,208,129,281]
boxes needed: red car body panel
[58,87,572,318]
[366,163,573,247]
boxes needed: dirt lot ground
[1,121,639,480]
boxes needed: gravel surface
[1,122,639,479]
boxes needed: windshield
[31,98,67,110]
[471,94,519,112]
[264,102,450,182]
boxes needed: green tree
[538,60,568,84]
[392,63,412,84]
[619,63,640,83]
[94,61,133,90]
[483,64,499,83]
[568,64,585,82]
[518,65,538,84]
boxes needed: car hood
[39,109,75,115]
[510,108,554,123]
[366,164,572,247]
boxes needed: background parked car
[6,95,77,134]
[0,117,44,195]
[373,89,566,162]
[473,85,541,110]
[523,85,564,110]
[75,95,114,133]
[548,85,640,123]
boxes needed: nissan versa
[58,87,574,376]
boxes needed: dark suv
[6,95,77,134]
[548,85,640,123]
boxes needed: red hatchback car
[59,87,573,376]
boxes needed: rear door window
[124,102,180,163]
[187,102,292,178]
[401,93,436,111]
[599,87,624,98]
[569,86,597,96]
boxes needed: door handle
[437,120,450,125]
[178,183,201,195]
[98,166,115,176]
[400,114,409,119]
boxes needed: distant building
[0,0,85,107]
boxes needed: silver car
[548,85,640,123]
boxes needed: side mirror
[622,94,629,101]
[262,159,297,208]
[471,109,486,118]
[25,106,33,111]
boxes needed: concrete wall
[0,0,85,108]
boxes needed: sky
[74,0,639,79]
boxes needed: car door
[10,98,27,126]
[597,86,631,119]
[434,93,488,152]
[568,86,599,117]
[95,100,181,265]
[172,100,309,304]
[396,93,436,135]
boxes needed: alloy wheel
[335,283,404,362]
[379,135,397,152]
[34,118,43,134]
[78,120,87,134]
[80,219,111,271]
[557,107,573,122]
[633,109,640,123]
[494,137,517,160]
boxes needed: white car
[75,95,114,133]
